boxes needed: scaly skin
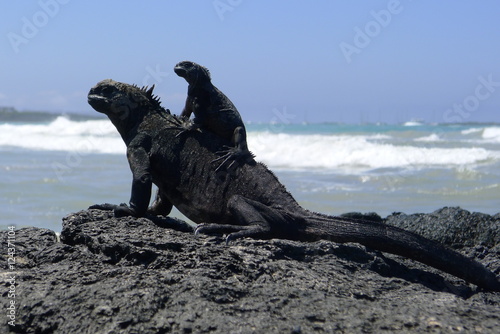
[87,79,500,291]
[174,60,253,170]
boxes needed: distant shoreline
[0,107,104,123]
[1,107,499,126]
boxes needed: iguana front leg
[90,136,153,217]
[89,188,170,217]
[174,96,202,136]
[90,139,174,218]
[114,142,153,217]
[195,195,296,243]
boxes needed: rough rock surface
[1,207,499,333]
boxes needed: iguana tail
[303,214,500,291]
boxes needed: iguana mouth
[87,94,109,112]
[174,66,187,77]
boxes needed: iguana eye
[101,86,111,95]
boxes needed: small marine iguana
[174,60,253,170]
[87,79,500,291]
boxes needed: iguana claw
[167,117,201,137]
[194,222,267,244]
[212,146,255,172]
[88,203,136,217]
[89,203,122,211]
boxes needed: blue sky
[1,1,499,124]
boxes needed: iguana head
[88,79,165,138]
[174,61,211,85]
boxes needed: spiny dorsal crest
[136,84,162,105]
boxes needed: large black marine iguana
[174,60,253,169]
[87,79,500,291]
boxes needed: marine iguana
[87,79,500,291]
[174,60,253,170]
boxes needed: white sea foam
[461,127,483,135]
[482,127,500,142]
[248,132,500,170]
[415,133,441,142]
[0,116,125,154]
[1,118,499,171]
[403,120,423,127]
[461,126,500,143]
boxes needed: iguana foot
[89,203,120,211]
[212,146,255,172]
[88,203,137,217]
[195,223,268,244]
[174,118,201,138]
[148,215,194,233]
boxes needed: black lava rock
[1,208,499,333]
[385,207,500,248]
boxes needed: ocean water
[1,116,499,232]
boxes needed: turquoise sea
[1,115,499,232]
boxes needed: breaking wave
[249,132,500,170]
[482,127,500,142]
[1,117,499,171]
[0,116,125,154]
